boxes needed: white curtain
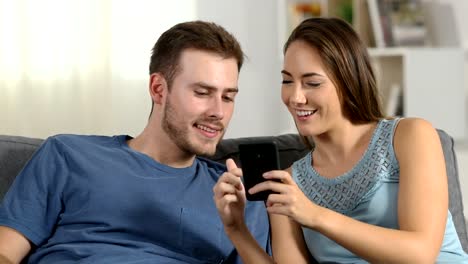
[0,0,196,138]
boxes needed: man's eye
[195,91,208,96]
[223,96,234,102]
[282,80,292,84]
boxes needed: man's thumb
[226,158,238,171]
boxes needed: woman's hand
[213,158,247,231]
[249,170,319,228]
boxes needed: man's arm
[0,226,31,264]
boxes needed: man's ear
[149,73,168,105]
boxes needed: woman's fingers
[263,169,295,184]
[266,204,291,216]
[266,193,289,204]
[264,194,297,216]
[249,180,286,194]
[248,169,297,195]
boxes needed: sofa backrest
[0,135,44,201]
[209,133,309,169]
[1,131,467,252]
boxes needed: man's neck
[128,126,196,168]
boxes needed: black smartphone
[238,141,281,201]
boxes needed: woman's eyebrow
[281,70,323,78]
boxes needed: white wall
[196,0,291,139]
[0,0,197,139]
[0,0,293,140]
[432,0,468,219]
[430,0,468,97]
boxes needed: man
[0,21,270,264]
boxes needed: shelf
[368,47,463,57]
[277,0,466,140]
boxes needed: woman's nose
[290,89,307,105]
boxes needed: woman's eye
[282,80,292,84]
[306,82,321,87]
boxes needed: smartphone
[238,141,281,201]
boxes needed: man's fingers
[214,194,238,211]
[214,182,238,198]
[214,193,242,214]
[222,172,244,190]
[214,173,245,199]
[221,194,240,205]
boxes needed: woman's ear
[149,73,167,105]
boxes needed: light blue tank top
[292,118,468,263]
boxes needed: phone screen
[238,141,280,201]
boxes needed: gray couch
[1,131,467,255]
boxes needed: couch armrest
[437,129,468,251]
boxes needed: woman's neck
[311,121,378,167]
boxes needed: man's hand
[0,255,14,264]
[213,158,247,230]
[0,226,31,264]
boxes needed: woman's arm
[270,214,310,263]
[269,167,310,263]
[226,213,310,264]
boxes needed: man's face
[162,49,239,156]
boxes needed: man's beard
[161,97,224,156]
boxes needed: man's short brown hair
[149,20,244,89]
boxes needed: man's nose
[208,96,224,119]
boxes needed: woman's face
[281,40,343,136]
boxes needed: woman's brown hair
[284,17,384,148]
[285,17,384,123]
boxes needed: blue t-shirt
[0,135,270,263]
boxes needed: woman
[213,17,468,263]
